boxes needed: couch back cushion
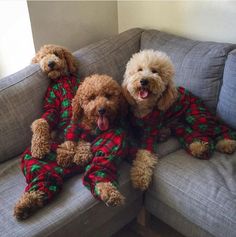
[74,28,143,84]
[141,30,236,111]
[0,65,49,163]
[217,50,236,129]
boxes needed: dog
[30,44,79,159]
[56,74,128,207]
[122,49,236,191]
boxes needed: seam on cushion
[0,67,42,92]
[152,163,236,224]
[146,192,216,237]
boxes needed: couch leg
[137,206,151,227]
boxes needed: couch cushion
[0,159,142,237]
[145,150,236,237]
[141,30,236,111]
[74,28,143,84]
[0,65,49,163]
[217,49,236,129]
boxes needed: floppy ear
[63,49,78,76]
[31,51,42,64]
[157,81,178,111]
[121,85,136,107]
[71,90,83,121]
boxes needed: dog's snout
[140,79,149,86]
[98,108,106,115]
[48,61,55,69]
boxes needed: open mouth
[139,87,150,99]
[97,115,109,131]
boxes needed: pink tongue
[97,116,109,131]
[139,89,149,99]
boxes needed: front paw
[73,140,93,166]
[131,149,158,191]
[31,119,50,159]
[56,141,76,167]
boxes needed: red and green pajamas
[20,75,81,203]
[129,87,236,159]
[65,121,128,200]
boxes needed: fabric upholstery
[141,30,236,111]
[0,158,142,237]
[0,65,49,163]
[217,49,236,129]
[145,149,236,237]
[74,28,143,84]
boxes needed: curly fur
[130,149,158,191]
[95,182,125,207]
[30,45,78,159]
[14,191,45,220]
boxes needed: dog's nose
[140,79,149,86]
[48,61,55,69]
[98,108,106,115]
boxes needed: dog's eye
[88,95,95,100]
[151,68,158,74]
[105,93,112,99]
[54,52,59,57]
[138,68,143,72]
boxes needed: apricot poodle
[31,44,79,159]
[122,49,236,191]
[57,74,127,207]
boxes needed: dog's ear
[121,85,136,107]
[63,49,78,76]
[31,50,42,64]
[71,89,83,121]
[156,80,178,111]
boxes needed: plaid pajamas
[65,121,128,200]
[20,75,81,203]
[129,87,236,159]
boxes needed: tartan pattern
[42,75,80,132]
[129,87,236,159]
[21,128,127,203]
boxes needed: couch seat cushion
[145,149,236,237]
[141,30,236,111]
[0,158,142,237]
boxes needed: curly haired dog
[56,74,128,207]
[122,49,236,191]
[31,44,79,159]
[14,45,80,220]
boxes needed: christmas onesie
[129,87,236,160]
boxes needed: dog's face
[32,44,78,80]
[72,74,126,131]
[123,50,177,111]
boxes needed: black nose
[48,61,55,69]
[98,108,106,115]
[140,79,149,86]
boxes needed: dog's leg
[130,149,158,191]
[216,139,236,154]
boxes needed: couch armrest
[74,28,143,83]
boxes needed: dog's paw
[73,140,93,166]
[14,191,45,220]
[131,149,158,191]
[56,141,76,167]
[189,140,209,158]
[95,182,125,207]
[216,139,236,154]
[31,118,50,159]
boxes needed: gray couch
[1,28,236,237]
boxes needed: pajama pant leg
[82,128,127,200]
[21,145,84,204]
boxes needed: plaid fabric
[42,75,80,132]
[129,87,236,159]
[21,128,127,203]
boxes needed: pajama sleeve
[41,84,61,130]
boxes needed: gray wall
[28,1,118,51]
